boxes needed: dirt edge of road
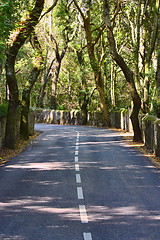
[0,132,41,166]
[122,132,160,168]
[0,127,160,168]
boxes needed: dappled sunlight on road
[23,205,80,220]
[1,125,160,239]
[87,205,160,223]
[5,161,74,171]
[1,196,160,225]
[0,195,80,223]
[0,196,55,211]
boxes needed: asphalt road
[0,124,160,240]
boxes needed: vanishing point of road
[0,124,160,240]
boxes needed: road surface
[0,124,160,240]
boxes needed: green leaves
[0,103,8,119]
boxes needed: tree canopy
[0,0,159,147]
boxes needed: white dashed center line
[76,174,81,183]
[77,187,84,199]
[79,205,88,223]
[75,164,80,171]
[75,151,78,156]
[75,131,93,239]
[83,232,93,240]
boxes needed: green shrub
[0,103,8,118]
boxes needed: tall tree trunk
[103,0,142,142]
[77,49,90,125]
[50,62,61,109]
[20,33,43,140]
[5,43,21,148]
[111,61,116,107]
[50,35,67,110]
[0,62,3,103]
[155,38,160,117]
[142,0,159,112]
[5,0,45,148]
[84,17,110,126]
[37,58,55,108]
[20,70,40,140]
[143,62,150,112]
[95,69,110,125]
[73,0,110,126]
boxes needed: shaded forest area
[0,0,159,148]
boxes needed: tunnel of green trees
[0,0,159,147]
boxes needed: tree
[20,32,44,140]
[0,0,23,102]
[49,35,68,109]
[103,0,142,142]
[73,0,110,126]
[154,14,160,117]
[36,58,55,108]
[5,0,45,148]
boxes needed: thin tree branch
[111,0,122,23]
[39,0,58,20]
[73,0,86,22]
[93,25,105,46]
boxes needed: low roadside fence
[34,108,133,131]
[34,109,104,127]
[34,108,160,158]
[2,108,160,158]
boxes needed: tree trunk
[84,19,110,126]
[73,0,110,126]
[0,62,3,103]
[50,62,61,109]
[142,0,159,112]
[156,51,160,89]
[81,95,88,125]
[37,58,55,108]
[77,50,90,125]
[20,33,43,140]
[143,62,150,113]
[103,0,142,142]
[95,70,110,126]
[20,69,41,140]
[111,61,116,107]
[155,48,160,117]
[50,35,67,110]
[5,0,45,148]
[5,51,21,148]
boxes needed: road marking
[79,205,88,223]
[75,151,78,156]
[83,232,92,240]
[76,174,81,183]
[75,164,80,171]
[75,132,92,237]
[77,187,84,199]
